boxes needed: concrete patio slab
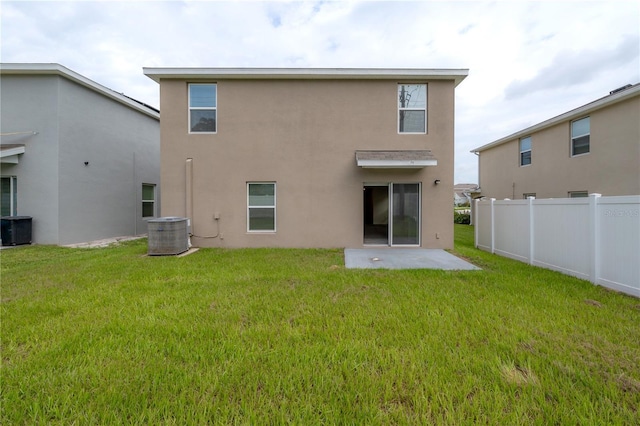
[344,248,480,270]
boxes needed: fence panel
[494,200,529,262]
[475,194,639,298]
[475,200,493,251]
[532,199,591,280]
[597,196,640,295]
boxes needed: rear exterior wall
[159,78,456,248]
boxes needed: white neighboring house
[454,183,479,207]
[0,63,160,245]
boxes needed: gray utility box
[1,216,33,246]
[147,217,189,255]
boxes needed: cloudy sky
[1,0,638,184]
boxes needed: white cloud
[505,34,639,100]
[1,0,638,184]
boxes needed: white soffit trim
[143,67,469,87]
[0,144,26,164]
[0,63,160,120]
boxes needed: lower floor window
[569,191,588,198]
[247,182,276,232]
[142,184,156,218]
[1,176,17,216]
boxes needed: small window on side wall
[398,84,427,133]
[142,184,156,218]
[523,193,536,199]
[1,176,17,216]
[571,117,590,156]
[520,136,532,166]
[189,83,217,133]
[569,191,588,198]
[247,182,276,232]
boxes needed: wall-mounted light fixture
[434,179,441,185]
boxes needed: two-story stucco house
[472,83,640,200]
[143,68,468,249]
[0,63,160,245]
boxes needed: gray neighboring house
[0,63,160,245]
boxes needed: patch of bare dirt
[584,299,603,308]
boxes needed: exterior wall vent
[610,84,632,95]
[147,217,189,255]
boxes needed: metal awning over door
[355,150,437,169]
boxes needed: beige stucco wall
[478,95,640,199]
[159,78,456,248]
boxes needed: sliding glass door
[363,183,420,246]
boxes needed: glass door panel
[391,183,420,245]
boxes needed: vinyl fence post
[589,193,602,285]
[490,198,496,254]
[528,196,535,265]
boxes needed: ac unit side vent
[147,217,189,255]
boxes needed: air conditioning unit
[1,216,33,246]
[147,217,189,255]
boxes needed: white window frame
[519,136,532,166]
[1,176,17,216]
[571,116,590,157]
[398,84,427,134]
[247,182,276,233]
[142,183,156,218]
[188,83,217,134]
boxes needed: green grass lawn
[2,225,639,424]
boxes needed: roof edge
[471,83,640,153]
[143,67,469,87]
[0,63,159,119]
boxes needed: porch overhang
[0,144,26,164]
[355,150,437,169]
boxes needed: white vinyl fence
[475,194,640,298]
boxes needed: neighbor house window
[398,84,427,133]
[523,193,536,199]
[142,184,156,218]
[0,176,17,216]
[569,191,588,198]
[189,83,217,133]
[520,136,532,166]
[247,182,276,232]
[571,116,590,156]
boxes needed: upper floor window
[519,136,532,166]
[189,83,217,133]
[398,84,426,134]
[571,116,590,156]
